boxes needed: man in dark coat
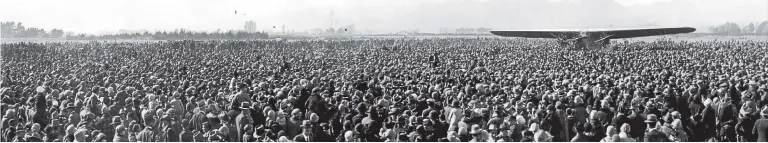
[627,107,646,141]
[597,100,614,127]
[736,101,757,142]
[643,114,669,142]
[230,83,252,116]
[688,115,706,142]
[191,106,207,134]
[565,108,577,140]
[33,90,49,128]
[314,123,334,142]
[294,120,314,142]
[717,96,737,123]
[179,119,194,142]
[305,92,328,122]
[702,99,717,140]
[297,81,313,111]
[612,108,629,129]
[428,110,447,140]
[235,102,253,142]
[137,120,156,142]
[544,105,564,142]
[754,107,768,142]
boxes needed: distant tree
[710,22,742,36]
[476,27,492,34]
[326,28,335,35]
[756,21,768,35]
[742,23,755,35]
[336,28,346,35]
[1,22,14,38]
[15,22,25,36]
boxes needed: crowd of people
[1,37,768,142]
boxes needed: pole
[330,10,335,29]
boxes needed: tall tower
[244,21,258,33]
[330,10,335,29]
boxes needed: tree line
[65,30,270,40]
[1,22,64,38]
[709,21,768,36]
[1,21,269,40]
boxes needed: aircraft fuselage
[566,33,610,50]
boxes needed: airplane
[490,27,696,50]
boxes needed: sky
[1,0,767,34]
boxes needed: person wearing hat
[31,86,50,129]
[73,128,89,142]
[191,105,207,134]
[701,98,717,141]
[208,129,224,142]
[427,110,447,141]
[447,100,463,131]
[193,122,211,142]
[217,112,237,142]
[178,119,194,142]
[716,94,736,127]
[736,101,757,142]
[103,116,121,141]
[286,108,303,139]
[1,110,15,133]
[113,125,129,142]
[754,105,768,142]
[235,101,253,142]
[242,124,256,142]
[91,132,107,142]
[252,123,268,141]
[24,123,44,142]
[643,114,669,142]
[293,120,314,142]
[544,104,565,142]
[572,97,589,124]
[136,118,156,142]
[469,124,492,142]
[230,83,252,114]
[569,122,589,142]
[160,114,179,142]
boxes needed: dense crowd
[1,38,768,142]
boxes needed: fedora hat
[645,114,658,123]
[111,116,122,125]
[240,102,251,110]
[66,103,76,109]
[254,125,265,138]
[301,120,312,128]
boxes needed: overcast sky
[1,0,767,34]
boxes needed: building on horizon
[244,21,258,33]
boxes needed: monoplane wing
[490,27,696,39]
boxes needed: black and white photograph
[1,0,768,142]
